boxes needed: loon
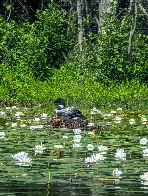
[53,98,85,120]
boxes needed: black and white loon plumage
[53,98,85,120]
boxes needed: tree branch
[6,0,12,21]
[77,0,83,51]
[127,0,138,60]
[138,3,148,18]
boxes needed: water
[0,108,148,195]
[0,126,148,195]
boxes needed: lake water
[0,125,148,196]
[0,108,148,195]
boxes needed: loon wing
[56,107,85,119]
[56,108,68,117]
[66,107,85,118]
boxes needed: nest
[45,117,101,130]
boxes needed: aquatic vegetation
[73,135,82,143]
[140,172,148,181]
[73,143,82,148]
[87,144,95,151]
[140,138,148,145]
[0,132,5,139]
[98,145,108,152]
[15,111,24,117]
[114,148,126,160]
[0,103,148,194]
[129,118,135,125]
[33,144,46,154]
[34,117,41,122]
[141,116,147,124]
[41,113,48,119]
[142,148,148,157]
[73,129,81,134]
[62,135,68,139]
[54,145,63,149]
[20,124,27,128]
[0,111,6,116]
[85,153,105,164]
[85,156,97,164]
[112,168,122,177]
[30,125,44,130]
[11,123,18,128]
[12,152,32,166]
[114,116,122,124]
[92,153,106,161]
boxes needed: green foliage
[0,3,76,80]
[0,3,148,109]
[63,13,148,84]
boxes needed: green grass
[1,76,148,111]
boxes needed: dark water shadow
[0,181,148,196]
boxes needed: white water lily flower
[54,144,63,149]
[62,135,68,139]
[12,106,17,109]
[20,124,27,128]
[0,111,6,116]
[34,118,40,122]
[87,144,94,151]
[92,153,106,161]
[114,116,122,124]
[141,117,147,121]
[0,132,5,139]
[112,168,122,176]
[73,135,82,143]
[11,123,17,127]
[140,138,147,145]
[87,122,95,128]
[87,131,94,135]
[5,107,11,110]
[15,111,24,117]
[90,108,96,115]
[129,118,135,125]
[115,148,126,160]
[105,113,113,117]
[73,129,81,135]
[12,152,32,166]
[85,156,97,164]
[140,172,148,181]
[106,122,112,126]
[98,145,108,152]
[117,107,122,111]
[30,125,44,130]
[73,143,82,148]
[41,113,48,119]
[90,107,105,118]
[141,116,147,124]
[143,148,148,157]
[141,181,148,186]
[110,110,116,114]
[33,144,46,154]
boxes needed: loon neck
[57,105,65,110]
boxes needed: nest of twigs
[45,117,102,130]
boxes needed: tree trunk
[77,0,83,51]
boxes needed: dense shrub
[61,14,148,84]
[0,3,76,80]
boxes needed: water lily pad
[0,117,8,125]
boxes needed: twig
[127,0,138,60]
[138,3,148,18]
[6,0,12,21]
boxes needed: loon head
[53,98,66,108]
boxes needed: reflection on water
[0,180,148,196]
